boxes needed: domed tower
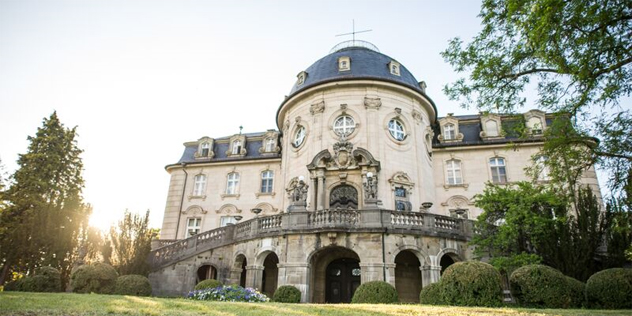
[277,41,437,213]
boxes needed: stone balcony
[149,209,474,270]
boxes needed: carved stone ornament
[283,120,291,132]
[182,205,208,215]
[363,175,378,200]
[364,97,382,110]
[286,177,308,205]
[310,101,325,115]
[412,110,422,123]
[331,135,356,169]
[388,171,415,195]
[215,204,242,214]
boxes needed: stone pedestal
[245,265,264,290]
[421,265,441,287]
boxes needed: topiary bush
[441,261,503,307]
[509,264,584,308]
[71,263,118,294]
[194,279,223,290]
[419,282,445,305]
[351,281,399,304]
[585,268,632,309]
[272,285,302,303]
[114,275,152,296]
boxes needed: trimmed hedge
[272,285,302,303]
[509,264,584,308]
[71,263,118,294]
[585,268,632,309]
[3,267,62,292]
[351,281,398,304]
[419,282,444,305]
[194,279,223,290]
[441,261,504,307]
[114,275,152,296]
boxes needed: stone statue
[290,177,309,205]
[363,172,378,200]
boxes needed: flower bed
[186,285,269,302]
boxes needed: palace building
[148,41,600,302]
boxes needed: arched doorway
[440,254,456,275]
[330,185,358,209]
[326,258,361,303]
[262,252,279,297]
[234,254,247,287]
[197,264,218,283]
[394,250,421,303]
[309,246,361,303]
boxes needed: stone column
[421,265,441,288]
[245,265,264,290]
[384,263,397,287]
[228,268,243,286]
[317,176,326,210]
[359,262,386,283]
[310,177,317,211]
[277,262,311,302]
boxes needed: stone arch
[182,205,207,215]
[215,203,242,214]
[389,244,430,267]
[308,246,361,303]
[254,249,279,297]
[436,248,461,275]
[307,149,332,170]
[394,250,422,303]
[232,253,248,288]
[443,195,472,218]
[195,262,219,284]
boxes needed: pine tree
[0,112,91,287]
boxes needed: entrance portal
[262,252,279,297]
[395,250,421,303]
[326,258,361,303]
[329,185,358,209]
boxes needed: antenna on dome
[336,19,372,45]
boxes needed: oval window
[333,115,355,136]
[293,126,306,148]
[388,119,405,141]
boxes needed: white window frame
[490,157,507,184]
[260,170,274,194]
[333,115,355,136]
[201,142,210,157]
[527,117,543,134]
[226,172,240,195]
[193,174,207,196]
[186,217,201,237]
[446,160,463,185]
[485,120,499,137]
[232,140,242,155]
[388,119,406,141]
[444,123,456,140]
[220,216,237,227]
[265,138,275,152]
[293,126,306,148]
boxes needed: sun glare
[89,209,118,233]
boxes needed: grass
[0,292,631,316]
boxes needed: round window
[333,115,355,136]
[293,126,306,148]
[388,119,406,141]
[352,268,361,276]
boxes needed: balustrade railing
[150,209,472,268]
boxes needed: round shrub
[351,281,398,304]
[32,266,62,292]
[3,278,24,292]
[510,264,584,308]
[273,285,302,303]
[70,263,118,294]
[114,275,152,296]
[441,261,503,307]
[419,282,444,305]
[194,279,223,290]
[585,268,632,309]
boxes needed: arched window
[388,119,406,141]
[333,115,355,136]
[489,157,507,183]
[485,120,499,137]
[446,160,463,185]
[261,170,274,194]
[444,123,456,140]
[226,172,240,194]
[193,174,207,196]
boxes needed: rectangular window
[446,160,463,185]
[265,139,275,152]
[444,124,456,140]
[187,218,201,237]
[201,142,210,157]
[193,174,206,196]
[394,187,410,211]
[490,157,507,183]
[220,216,236,227]
[232,141,242,155]
[226,173,239,194]
[261,170,274,193]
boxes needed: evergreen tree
[109,210,154,276]
[0,112,91,287]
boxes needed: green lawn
[0,292,630,316]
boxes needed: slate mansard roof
[288,47,425,97]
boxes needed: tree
[442,0,632,195]
[473,182,609,281]
[109,210,154,276]
[0,112,91,287]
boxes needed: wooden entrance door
[325,258,361,303]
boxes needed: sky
[0,0,488,231]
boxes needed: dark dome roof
[288,46,424,96]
